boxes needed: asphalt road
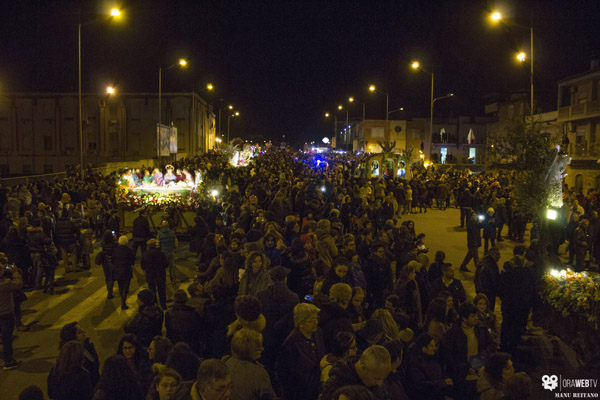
[0,207,527,399]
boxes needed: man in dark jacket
[459,187,473,228]
[165,289,202,355]
[440,302,496,400]
[430,264,466,311]
[54,210,80,272]
[363,244,393,313]
[124,289,163,348]
[321,345,392,400]
[112,236,135,310]
[141,239,168,309]
[279,303,326,400]
[131,210,151,261]
[318,283,354,353]
[459,209,481,272]
[475,247,501,311]
[499,245,534,353]
[256,266,299,373]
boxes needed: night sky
[1,0,600,148]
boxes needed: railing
[558,100,600,119]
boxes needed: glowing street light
[78,8,122,179]
[106,86,115,95]
[411,61,420,69]
[206,83,214,91]
[368,84,389,143]
[324,112,330,118]
[489,10,534,126]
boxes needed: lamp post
[368,85,389,143]
[227,111,239,144]
[490,11,534,127]
[158,58,187,158]
[348,97,365,152]
[78,8,121,179]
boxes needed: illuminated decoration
[541,268,600,322]
[322,137,330,144]
[211,189,219,197]
[547,209,558,220]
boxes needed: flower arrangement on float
[116,181,206,211]
[541,268,600,324]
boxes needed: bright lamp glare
[179,59,187,66]
[491,11,502,21]
[324,112,330,117]
[411,61,420,69]
[516,52,526,62]
[320,186,326,192]
[110,8,121,17]
[547,209,558,220]
[369,85,376,92]
[550,269,560,278]
[211,189,219,197]
[106,86,115,95]
[348,97,354,102]
[206,83,214,90]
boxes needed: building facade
[557,61,600,193]
[0,92,215,175]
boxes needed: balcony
[571,141,600,159]
[558,100,600,121]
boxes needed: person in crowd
[476,352,514,400]
[18,386,45,400]
[349,286,367,331]
[321,256,354,296]
[423,298,452,344]
[238,251,272,296]
[459,209,481,272]
[54,209,80,272]
[282,237,313,298]
[223,328,277,400]
[59,322,100,386]
[47,340,94,400]
[499,245,534,354]
[0,258,22,370]
[319,282,354,352]
[474,293,499,344]
[382,340,408,399]
[79,221,94,271]
[124,289,164,348]
[157,220,179,284]
[165,343,201,383]
[256,265,299,372]
[93,354,145,400]
[112,236,136,310]
[482,207,497,255]
[165,289,202,355]
[363,243,393,313]
[405,333,453,400]
[26,218,52,289]
[502,372,532,400]
[430,263,466,311]
[116,334,153,395]
[171,358,232,400]
[394,261,423,331]
[428,250,449,283]
[320,331,358,383]
[279,302,326,400]
[132,210,151,261]
[146,367,182,400]
[148,335,173,367]
[99,230,117,299]
[141,239,169,310]
[475,246,501,312]
[321,345,392,400]
[315,219,338,267]
[440,302,497,399]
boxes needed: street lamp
[227,111,239,143]
[490,11,534,126]
[106,86,115,95]
[368,84,389,143]
[158,58,188,158]
[78,8,121,179]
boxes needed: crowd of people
[0,148,595,400]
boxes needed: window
[43,164,53,173]
[22,165,32,175]
[371,127,384,138]
[469,148,476,163]
[43,136,52,151]
[440,148,447,164]
[88,142,97,150]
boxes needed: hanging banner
[157,124,178,156]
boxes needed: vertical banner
[158,124,177,156]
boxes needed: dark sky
[1,0,600,147]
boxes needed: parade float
[116,165,206,232]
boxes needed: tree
[488,117,569,261]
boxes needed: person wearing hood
[123,289,164,348]
[238,251,272,296]
[315,219,338,268]
[157,220,179,284]
[256,266,299,373]
[499,245,534,354]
